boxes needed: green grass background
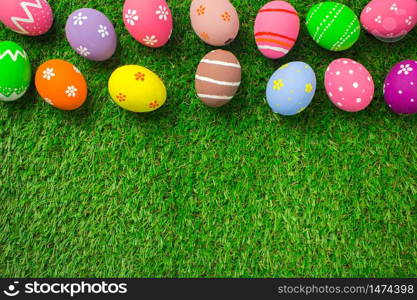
[1,0,416,277]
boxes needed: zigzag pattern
[10,0,43,35]
[0,50,28,61]
[0,90,27,102]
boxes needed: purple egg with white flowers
[384,60,417,115]
[65,8,117,61]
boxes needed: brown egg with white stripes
[195,49,241,107]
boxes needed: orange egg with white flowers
[35,59,87,110]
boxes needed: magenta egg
[384,60,417,115]
[65,8,117,62]
[0,0,53,36]
[123,0,173,48]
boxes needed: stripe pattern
[330,17,360,50]
[195,75,240,87]
[195,50,241,108]
[10,0,44,35]
[306,2,360,51]
[200,59,241,69]
[254,1,300,59]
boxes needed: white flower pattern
[65,86,78,97]
[43,68,55,80]
[44,98,54,105]
[73,12,88,26]
[155,5,169,21]
[73,66,81,74]
[390,3,398,11]
[77,46,90,57]
[405,16,413,26]
[375,16,382,24]
[98,25,109,38]
[125,9,139,26]
[143,35,158,46]
[398,64,413,75]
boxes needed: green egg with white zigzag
[306,2,361,51]
[0,41,31,102]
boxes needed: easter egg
[0,0,53,36]
[325,58,375,112]
[306,2,360,51]
[35,59,87,111]
[360,0,417,42]
[123,0,173,48]
[384,60,417,115]
[195,49,241,108]
[190,0,240,46]
[266,62,316,116]
[254,1,300,59]
[65,8,117,61]
[0,41,31,102]
[108,65,166,113]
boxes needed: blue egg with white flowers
[266,61,316,116]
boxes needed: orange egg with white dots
[35,59,87,110]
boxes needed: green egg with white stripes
[306,2,360,51]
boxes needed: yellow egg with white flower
[108,65,167,112]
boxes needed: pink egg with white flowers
[325,59,375,112]
[254,1,300,59]
[360,0,417,42]
[0,0,53,36]
[123,0,173,48]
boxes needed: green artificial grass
[0,0,416,278]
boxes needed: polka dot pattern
[384,60,417,115]
[325,58,375,112]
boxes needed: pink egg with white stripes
[0,0,53,36]
[254,1,300,59]
[123,0,173,48]
[325,58,375,112]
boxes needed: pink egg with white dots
[123,0,173,48]
[325,58,375,112]
[0,0,53,36]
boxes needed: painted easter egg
[0,41,31,102]
[325,58,375,112]
[65,8,117,61]
[123,0,173,48]
[108,65,166,113]
[384,60,417,115]
[35,59,87,110]
[190,0,240,46]
[254,1,300,59]
[0,0,53,36]
[266,62,316,116]
[361,0,417,42]
[195,50,241,108]
[306,2,360,51]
